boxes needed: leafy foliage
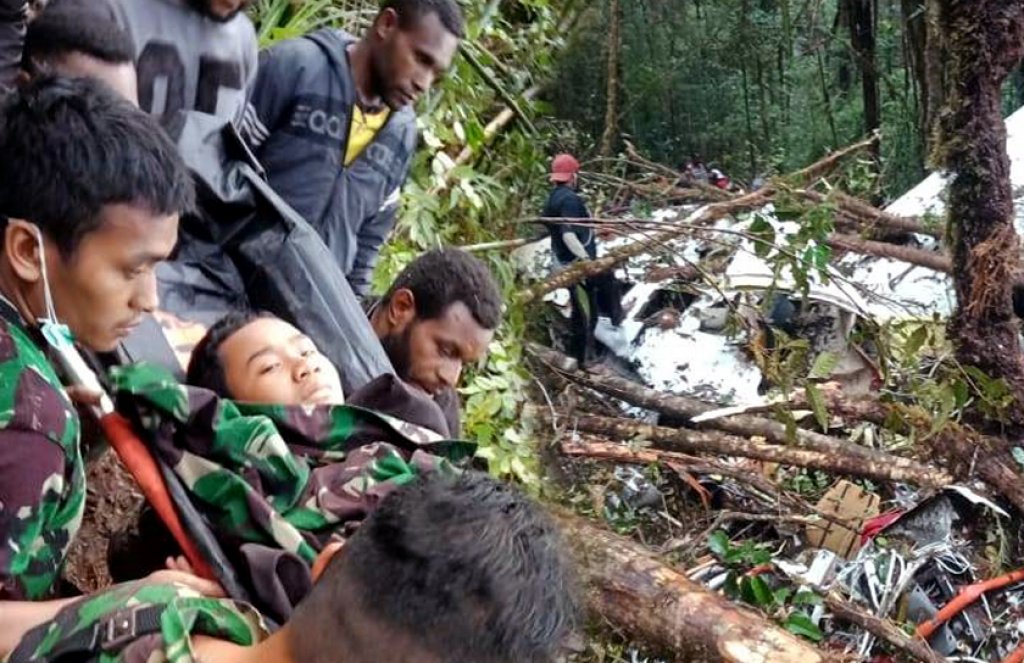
[708,530,824,643]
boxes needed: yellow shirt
[345,106,390,166]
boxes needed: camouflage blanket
[108,363,473,619]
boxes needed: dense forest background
[550,0,1024,198]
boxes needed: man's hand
[138,557,225,598]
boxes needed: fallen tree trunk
[530,344,952,488]
[557,513,825,662]
[767,389,1024,513]
[559,411,951,487]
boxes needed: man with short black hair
[241,0,465,297]
[19,4,137,102]
[369,248,501,435]
[0,76,194,641]
[9,471,578,663]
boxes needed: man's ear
[311,541,345,582]
[4,219,44,284]
[374,6,399,40]
[387,288,417,329]
[15,69,30,88]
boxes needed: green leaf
[784,612,824,642]
[708,530,730,558]
[805,382,830,432]
[741,576,773,607]
[904,325,929,358]
[773,587,793,606]
[808,352,839,380]
[792,590,823,607]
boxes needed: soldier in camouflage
[9,471,578,663]
[0,75,193,644]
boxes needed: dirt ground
[64,450,144,593]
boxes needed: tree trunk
[848,0,881,152]
[557,513,825,662]
[938,0,1024,426]
[923,0,947,156]
[901,0,929,149]
[598,0,621,157]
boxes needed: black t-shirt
[542,185,596,264]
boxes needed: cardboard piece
[805,480,881,559]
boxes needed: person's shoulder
[228,9,257,44]
[0,320,75,442]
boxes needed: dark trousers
[567,271,624,363]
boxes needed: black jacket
[542,184,596,264]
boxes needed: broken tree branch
[559,411,952,488]
[823,594,945,663]
[785,132,880,185]
[519,189,774,303]
[530,344,952,488]
[826,234,952,272]
[799,189,936,238]
[459,43,538,136]
[557,513,825,662]
[560,438,859,531]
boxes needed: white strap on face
[32,224,59,325]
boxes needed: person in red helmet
[541,153,622,365]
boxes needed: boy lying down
[108,310,473,619]
[9,471,577,663]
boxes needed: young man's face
[370,10,459,109]
[380,298,494,396]
[218,316,345,405]
[44,204,178,352]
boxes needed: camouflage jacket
[7,581,267,663]
[109,364,473,617]
[0,317,85,600]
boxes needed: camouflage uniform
[0,317,85,600]
[109,363,473,617]
[7,581,268,663]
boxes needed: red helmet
[550,153,580,183]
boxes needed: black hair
[22,6,134,76]
[381,0,465,39]
[381,248,502,330]
[0,76,194,258]
[186,310,275,396]
[291,471,577,663]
